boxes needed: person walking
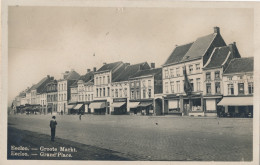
[50,116,57,141]
[79,114,82,120]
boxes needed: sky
[8,6,253,105]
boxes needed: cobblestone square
[8,115,253,161]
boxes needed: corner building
[162,27,226,116]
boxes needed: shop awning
[217,97,253,106]
[67,105,76,109]
[74,104,83,110]
[138,102,153,107]
[111,102,126,108]
[89,102,106,109]
[128,102,140,108]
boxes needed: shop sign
[113,98,127,102]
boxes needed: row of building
[12,27,254,117]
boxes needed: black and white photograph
[1,0,260,164]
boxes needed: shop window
[238,83,244,94]
[228,84,234,95]
[215,71,220,79]
[206,83,211,94]
[215,82,221,94]
[248,82,254,94]
[206,72,211,80]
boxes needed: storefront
[217,96,253,118]
[89,101,106,115]
[111,98,127,115]
[128,102,140,115]
[138,101,153,115]
[73,104,84,114]
[67,104,76,114]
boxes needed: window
[238,83,244,94]
[142,80,146,87]
[215,71,220,79]
[136,82,140,87]
[170,69,174,77]
[143,89,146,98]
[99,77,102,85]
[124,88,127,97]
[115,89,118,97]
[96,77,98,85]
[165,70,169,78]
[238,75,243,80]
[96,89,98,97]
[103,88,106,97]
[62,84,63,90]
[228,76,232,81]
[136,90,140,99]
[176,68,180,76]
[91,94,93,100]
[103,76,105,84]
[228,84,234,95]
[206,72,211,80]
[107,87,110,97]
[148,89,152,98]
[148,80,151,87]
[176,81,180,93]
[248,82,254,94]
[119,89,122,97]
[165,82,169,93]
[206,83,211,94]
[215,82,221,94]
[107,75,110,83]
[131,90,134,99]
[64,94,66,100]
[131,82,134,87]
[100,88,102,97]
[190,79,194,91]
[196,64,200,71]
[170,82,174,93]
[189,65,193,74]
[111,89,114,97]
[196,78,201,91]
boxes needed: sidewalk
[7,126,144,160]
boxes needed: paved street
[8,114,253,161]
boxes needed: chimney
[214,27,220,34]
[151,63,155,69]
[103,62,107,65]
[228,43,234,53]
[93,67,97,72]
[47,75,50,78]
[87,69,91,73]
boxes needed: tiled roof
[113,62,150,82]
[64,71,80,80]
[70,71,94,87]
[130,68,162,79]
[181,33,217,62]
[97,61,123,72]
[164,43,193,65]
[224,57,254,74]
[204,46,230,69]
[111,63,128,82]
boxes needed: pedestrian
[50,116,57,141]
[79,114,82,120]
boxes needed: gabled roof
[70,71,95,87]
[181,33,217,62]
[97,61,123,72]
[224,57,254,74]
[113,62,150,82]
[204,46,230,69]
[164,42,193,66]
[64,70,80,80]
[130,68,162,79]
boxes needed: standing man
[50,116,57,141]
